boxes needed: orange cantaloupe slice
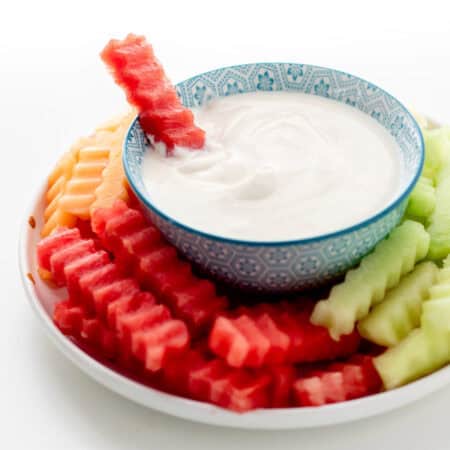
[41,110,134,236]
[91,111,135,212]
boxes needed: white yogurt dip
[142,91,401,241]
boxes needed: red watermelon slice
[38,228,190,372]
[91,201,228,333]
[100,34,205,152]
[293,355,382,407]
[208,301,360,368]
[187,359,271,412]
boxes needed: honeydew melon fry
[373,328,449,390]
[421,255,450,332]
[427,163,450,260]
[357,261,438,347]
[311,221,430,340]
[422,128,450,183]
[405,175,435,223]
[374,256,450,389]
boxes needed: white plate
[19,180,450,430]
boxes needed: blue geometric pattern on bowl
[124,63,423,293]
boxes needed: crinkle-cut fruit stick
[161,349,295,410]
[100,34,205,152]
[39,228,190,371]
[42,111,134,237]
[422,128,450,183]
[358,261,438,347]
[37,227,81,271]
[427,164,450,260]
[421,254,450,333]
[90,149,127,212]
[374,257,450,389]
[117,301,189,372]
[373,328,449,389]
[311,221,430,340]
[90,111,135,212]
[54,299,85,335]
[405,175,436,223]
[91,201,228,333]
[41,147,79,237]
[293,355,381,407]
[54,299,118,359]
[58,146,111,220]
[50,238,97,286]
[187,359,271,412]
[209,302,360,368]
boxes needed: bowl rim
[123,62,424,247]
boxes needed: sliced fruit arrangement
[41,110,134,237]
[54,299,118,359]
[33,34,450,412]
[311,220,430,340]
[35,126,450,411]
[38,227,190,372]
[42,141,83,237]
[36,215,381,411]
[91,200,228,334]
[101,34,205,152]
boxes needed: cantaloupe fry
[41,111,134,236]
[58,146,110,220]
[90,111,135,212]
[41,142,84,237]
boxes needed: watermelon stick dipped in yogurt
[101,34,205,152]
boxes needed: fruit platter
[20,34,450,429]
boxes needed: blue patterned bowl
[123,62,424,293]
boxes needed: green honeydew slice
[374,256,450,389]
[374,328,449,389]
[405,175,435,223]
[422,128,450,183]
[311,221,430,340]
[427,163,450,260]
[357,261,438,347]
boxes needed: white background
[2,1,450,448]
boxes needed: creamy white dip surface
[142,91,401,241]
